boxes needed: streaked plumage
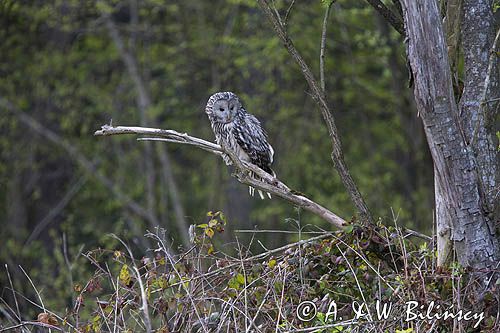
[205,91,274,199]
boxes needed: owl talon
[258,190,265,200]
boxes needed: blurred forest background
[0,0,432,315]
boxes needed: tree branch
[365,0,405,36]
[320,1,334,92]
[94,125,348,229]
[256,0,373,225]
[283,0,296,27]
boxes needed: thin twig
[335,243,373,321]
[4,265,21,324]
[320,0,334,92]
[109,234,152,333]
[18,266,45,313]
[0,321,62,332]
[147,232,209,333]
[234,229,324,234]
[0,304,25,333]
[162,233,333,289]
[283,0,296,27]
[6,290,76,331]
[274,265,287,332]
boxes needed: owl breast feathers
[205,91,275,198]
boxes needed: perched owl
[205,91,275,199]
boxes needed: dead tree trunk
[401,0,499,287]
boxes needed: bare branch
[256,0,373,225]
[283,0,296,27]
[320,1,334,92]
[95,125,222,153]
[365,0,405,36]
[95,124,348,229]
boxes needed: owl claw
[258,190,265,200]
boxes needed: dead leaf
[37,312,59,326]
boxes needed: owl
[205,91,275,199]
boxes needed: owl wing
[233,113,274,175]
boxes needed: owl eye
[230,106,234,110]
[219,107,224,111]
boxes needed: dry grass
[1,212,499,332]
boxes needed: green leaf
[92,314,101,332]
[119,264,131,285]
[321,0,335,8]
[228,277,240,289]
[205,227,214,238]
[236,273,245,285]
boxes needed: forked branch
[94,125,348,229]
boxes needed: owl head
[205,91,242,124]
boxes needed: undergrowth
[1,211,499,332]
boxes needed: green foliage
[493,0,500,13]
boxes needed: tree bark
[400,0,500,283]
[459,0,499,227]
